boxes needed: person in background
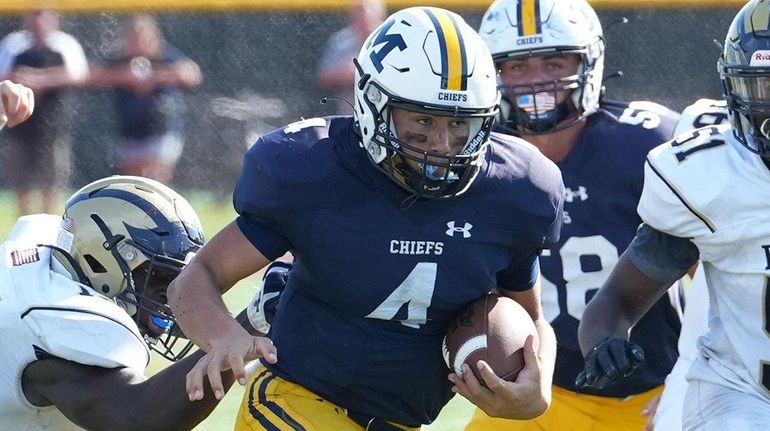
[88,14,202,184]
[0,9,88,216]
[465,0,684,430]
[316,0,384,114]
[0,79,34,128]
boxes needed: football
[443,293,537,385]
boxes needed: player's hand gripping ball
[443,293,537,385]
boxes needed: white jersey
[639,124,770,402]
[654,98,729,430]
[0,30,88,80]
[0,215,150,430]
[673,99,728,137]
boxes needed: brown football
[443,293,537,385]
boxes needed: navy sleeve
[626,223,699,284]
[497,250,541,292]
[233,138,293,260]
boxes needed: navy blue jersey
[538,101,683,397]
[233,116,564,426]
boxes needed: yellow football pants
[236,365,421,431]
[464,385,663,431]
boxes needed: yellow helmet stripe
[517,0,542,37]
[425,8,467,91]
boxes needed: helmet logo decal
[425,8,468,91]
[517,0,542,37]
[368,18,407,73]
[518,93,556,115]
[751,50,770,66]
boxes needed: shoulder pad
[22,294,149,370]
[674,99,729,137]
[638,124,733,237]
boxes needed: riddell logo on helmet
[750,51,770,66]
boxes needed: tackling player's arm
[168,221,277,400]
[450,252,556,420]
[21,310,260,431]
[576,224,699,389]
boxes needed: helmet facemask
[363,84,496,200]
[116,246,196,362]
[720,61,770,161]
[496,46,602,135]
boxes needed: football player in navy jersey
[169,6,564,430]
[579,1,770,430]
[465,1,685,430]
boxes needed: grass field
[0,189,475,431]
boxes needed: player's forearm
[130,349,234,430]
[533,317,556,392]
[168,260,241,352]
[578,289,635,355]
[117,309,256,430]
[578,254,667,355]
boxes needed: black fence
[0,6,739,197]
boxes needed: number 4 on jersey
[366,262,436,328]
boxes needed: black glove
[575,337,645,390]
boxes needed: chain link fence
[0,6,739,194]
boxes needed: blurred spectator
[0,9,88,216]
[316,0,385,114]
[88,14,201,184]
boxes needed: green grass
[0,189,474,430]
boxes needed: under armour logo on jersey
[11,248,40,266]
[446,221,473,238]
[565,186,589,203]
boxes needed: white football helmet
[353,7,500,199]
[59,176,204,361]
[479,0,605,134]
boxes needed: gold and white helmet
[60,176,204,361]
[479,0,604,134]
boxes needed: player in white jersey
[0,175,262,430]
[577,2,770,429]
[642,99,729,431]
